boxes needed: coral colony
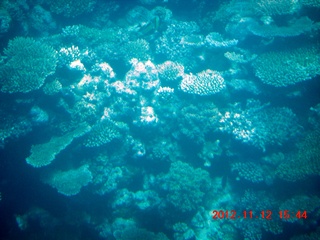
[0,0,320,239]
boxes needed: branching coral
[276,129,320,181]
[125,59,160,92]
[279,195,320,223]
[301,0,320,8]
[1,1,319,239]
[178,102,220,143]
[0,37,57,93]
[235,190,283,238]
[159,161,211,213]
[42,79,62,95]
[84,119,121,147]
[61,25,120,48]
[91,154,126,195]
[120,39,150,62]
[155,21,200,69]
[48,0,96,18]
[157,61,184,84]
[198,140,222,167]
[0,114,32,148]
[173,222,196,240]
[219,101,301,151]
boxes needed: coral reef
[0,0,319,239]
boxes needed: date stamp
[211,210,307,220]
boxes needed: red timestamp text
[211,210,307,220]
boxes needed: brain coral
[0,37,57,93]
[253,45,320,87]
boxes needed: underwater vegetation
[0,0,320,239]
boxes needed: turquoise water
[0,0,319,239]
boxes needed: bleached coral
[125,59,160,91]
[219,101,301,151]
[140,106,158,125]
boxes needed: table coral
[47,164,92,196]
[253,45,320,87]
[26,124,90,167]
[0,37,57,93]
[180,69,225,96]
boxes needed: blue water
[0,0,320,239]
